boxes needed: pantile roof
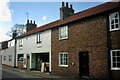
[18,2,120,38]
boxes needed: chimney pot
[31,20,32,24]
[34,21,35,24]
[27,20,29,23]
[62,2,64,7]
[66,2,68,8]
[70,4,72,9]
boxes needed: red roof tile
[18,2,120,38]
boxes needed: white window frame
[109,12,120,31]
[59,26,68,40]
[37,33,42,44]
[9,55,12,61]
[19,39,23,47]
[59,52,68,67]
[110,49,120,70]
[8,41,11,47]
[4,56,6,61]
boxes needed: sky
[0,0,115,42]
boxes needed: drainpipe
[106,14,112,79]
[14,38,17,68]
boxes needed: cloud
[42,15,47,21]
[0,0,12,22]
[0,26,10,42]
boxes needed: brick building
[51,2,120,79]
[14,2,120,79]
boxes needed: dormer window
[109,12,120,31]
[59,26,68,40]
[37,33,42,43]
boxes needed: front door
[36,54,41,70]
[79,51,89,78]
[27,54,30,70]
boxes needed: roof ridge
[17,2,120,38]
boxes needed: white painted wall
[1,39,15,67]
[16,29,51,71]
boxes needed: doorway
[35,53,49,71]
[79,51,89,78]
[26,54,30,70]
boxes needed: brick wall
[110,30,120,79]
[51,15,109,78]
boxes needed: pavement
[2,65,78,80]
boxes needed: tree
[6,24,26,37]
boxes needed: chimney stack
[12,30,17,39]
[26,19,37,32]
[60,2,74,20]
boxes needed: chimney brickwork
[26,20,37,32]
[12,30,17,39]
[60,2,74,20]
[1,41,8,50]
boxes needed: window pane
[61,60,63,65]
[60,54,63,65]
[113,57,116,62]
[117,63,120,67]
[111,25,114,29]
[61,28,64,38]
[65,26,68,37]
[117,51,120,56]
[115,13,118,18]
[64,54,66,58]
[117,57,120,62]
[60,28,62,38]
[66,58,68,65]
[37,34,39,42]
[39,34,41,42]
[59,26,68,39]
[64,58,66,65]
[112,51,116,56]
[111,19,114,24]
[59,53,68,66]
[115,24,119,28]
[109,12,120,31]
[113,63,116,67]
[115,19,118,23]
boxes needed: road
[1,67,59,80]
[2,69,22,78]
[2,67,42,79]
[1,65,75,80]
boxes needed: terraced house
[10,2,120,79]
[0,32,17,67]
[51,2,120,79]
[16,20,51,72]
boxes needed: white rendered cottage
[16,20,51,72]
